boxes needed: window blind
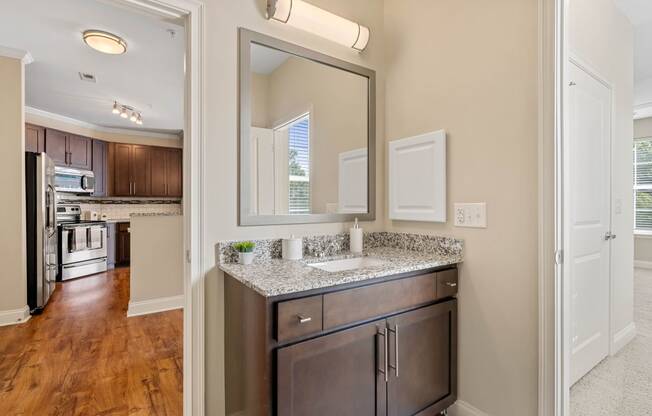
[287,115,310,214]
[634,139,652,230]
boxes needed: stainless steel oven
[54,166,95,195]
[57,205,108,280]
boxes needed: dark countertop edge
[220,258,462,300]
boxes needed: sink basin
[308,257,388,273]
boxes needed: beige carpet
[570,268,652,416]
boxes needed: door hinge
[186,249,192,264]
[555,250,563,265]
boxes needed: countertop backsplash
[57,196,182,221]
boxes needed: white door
[565,61,612,385]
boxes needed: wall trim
[0,45,33,64]
[634,260,652,269]
[127,295,184,317]
[25,106,182,140]
[612,322,637,354]
[0,305,31,327]
[450,400,490,416]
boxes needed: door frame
[114,1,205,415]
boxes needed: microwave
[54,166,95,194]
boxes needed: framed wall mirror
[238,28,376,226]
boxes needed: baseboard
[612,322,637,354]
[0,305,31,327]
[449,400,490,416]
[127,295,184,317]
[634,260,652,270]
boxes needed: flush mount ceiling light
[266,0,370,52]
[83,30,127,55]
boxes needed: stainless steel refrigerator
[25,152,58,313]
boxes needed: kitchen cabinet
[116,222,130,266]
[44,128,92,169]
[106,223,116,269]
[151,147,183,197]
[25,124,45,153]
[110,143,151,197]
[225,268,459,416]
[92,140,107,197]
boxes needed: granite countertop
[104,218,130,223]
[130,213,182,217]
[219,246,463,298]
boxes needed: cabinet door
[113,144,132,196]
[45,129,68,165]
[116,224,130,265]
[106,223,116,269]
[25,124,45,153]
[150,147,168,196]
[387,300,457,416]
[131,145,151,196]
[92,140,107,197]
[166,148,183,197]
[67,134,92,170]
[277,319,387,416]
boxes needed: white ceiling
[0,0,185,134]
[251,44,290,75]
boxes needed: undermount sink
[308,257,388,273]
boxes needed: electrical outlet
[453,203,487,228]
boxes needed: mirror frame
[238,28,376,226]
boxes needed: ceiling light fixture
[112,101,120,115]
[83,30,127,55]
[130,112,138,122]
[266,0,370,51]
[136,114,143,125]
[120,106,129,118]
[112,101,143,125]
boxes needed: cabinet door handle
[388,324,399,378]
[378,327,388,382]
[134,182,137,195]
[297,315,312,324]
[445,282,457,287]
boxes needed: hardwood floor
[0,268,183,416]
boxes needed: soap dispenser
[282,234,303,260]
[350,218,363,253]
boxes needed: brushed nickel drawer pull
[445,282,457,287]
[388,325,399,378]
[297,315,312,324]
[377,328,388,382]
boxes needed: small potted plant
[233,241,256,265]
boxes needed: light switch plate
[454,203,487,228]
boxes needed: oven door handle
[62,258,107,269]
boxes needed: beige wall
[129,215,183,303]
[383,0,539,414]
[0,55,27,315]
[25,112,183,148]
[202,0,385,414]
[568,0,635,344]
[251,56,368,212]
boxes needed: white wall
[568,0,635,347]
[0,54,28,321]
[201,1,386,414]
[384,1,540,414]
[129,215,183,313]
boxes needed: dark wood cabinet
[109,143,152,197]
[25,124,45,153]
[277,320,387,416]
[44,128,92,169]
[132,145,151,196]
[106,223,116,269]
[116,222,130,266]
[92,140,107,197]
[225,268,459,416]
[150,147,182,197]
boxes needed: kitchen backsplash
[57,196,182,220]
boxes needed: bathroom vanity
[221,233,463,416]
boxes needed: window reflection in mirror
[248,43,369,216]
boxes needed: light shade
[83,30,127,55]
[267,0,369,51]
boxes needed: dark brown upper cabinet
[92,140,107,197]
[44,128,92,170]
[109,143,151,197]
[25,124,45,153]
[151,147,183,197]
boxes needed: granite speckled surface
[130,212,182,217]
[218,232,463,297]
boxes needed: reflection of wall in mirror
[250,55,368,214]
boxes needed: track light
[130,112,137,122]
[119,106,128,118]
[112,101,120,114]
[111,101,143,125]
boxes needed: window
[634,138,652,230]
[286,114,310,214]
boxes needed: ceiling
[251,44,290,75]
[0,0,185,135]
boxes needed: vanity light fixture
[83,30,127,55]
[266,0,370,52]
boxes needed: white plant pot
[239,252,255,265]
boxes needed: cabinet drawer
[436,269,458,299]
[323,273,437,330]
[276,295,323,343]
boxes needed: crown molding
[0,46,33,64]
[25,106,182,140]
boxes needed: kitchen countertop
[219,246,463,298]
[104,218,130,223]
[130,213,182,217]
